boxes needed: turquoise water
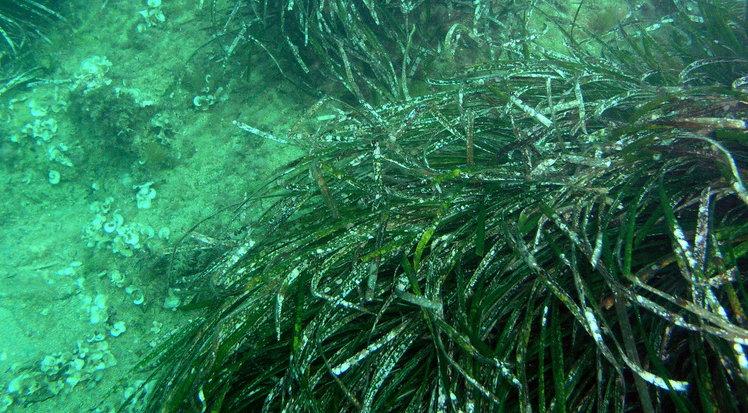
[1,1,306,411]
[1,1,746,412]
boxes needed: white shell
[48,170,61,185]
[110,321,127,337]
[131,288,145,305]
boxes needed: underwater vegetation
[0,0,60,58]
[132,0,747,412]
[212,0,537,104]
[0,0,60,99]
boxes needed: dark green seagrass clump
[0,1,60,97]
[205,0,536,104]
[133,1,748,412]
[0,0,60,58]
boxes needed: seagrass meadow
[132,0,748,411]
[0,1,746,412]
[0,0,60,56]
